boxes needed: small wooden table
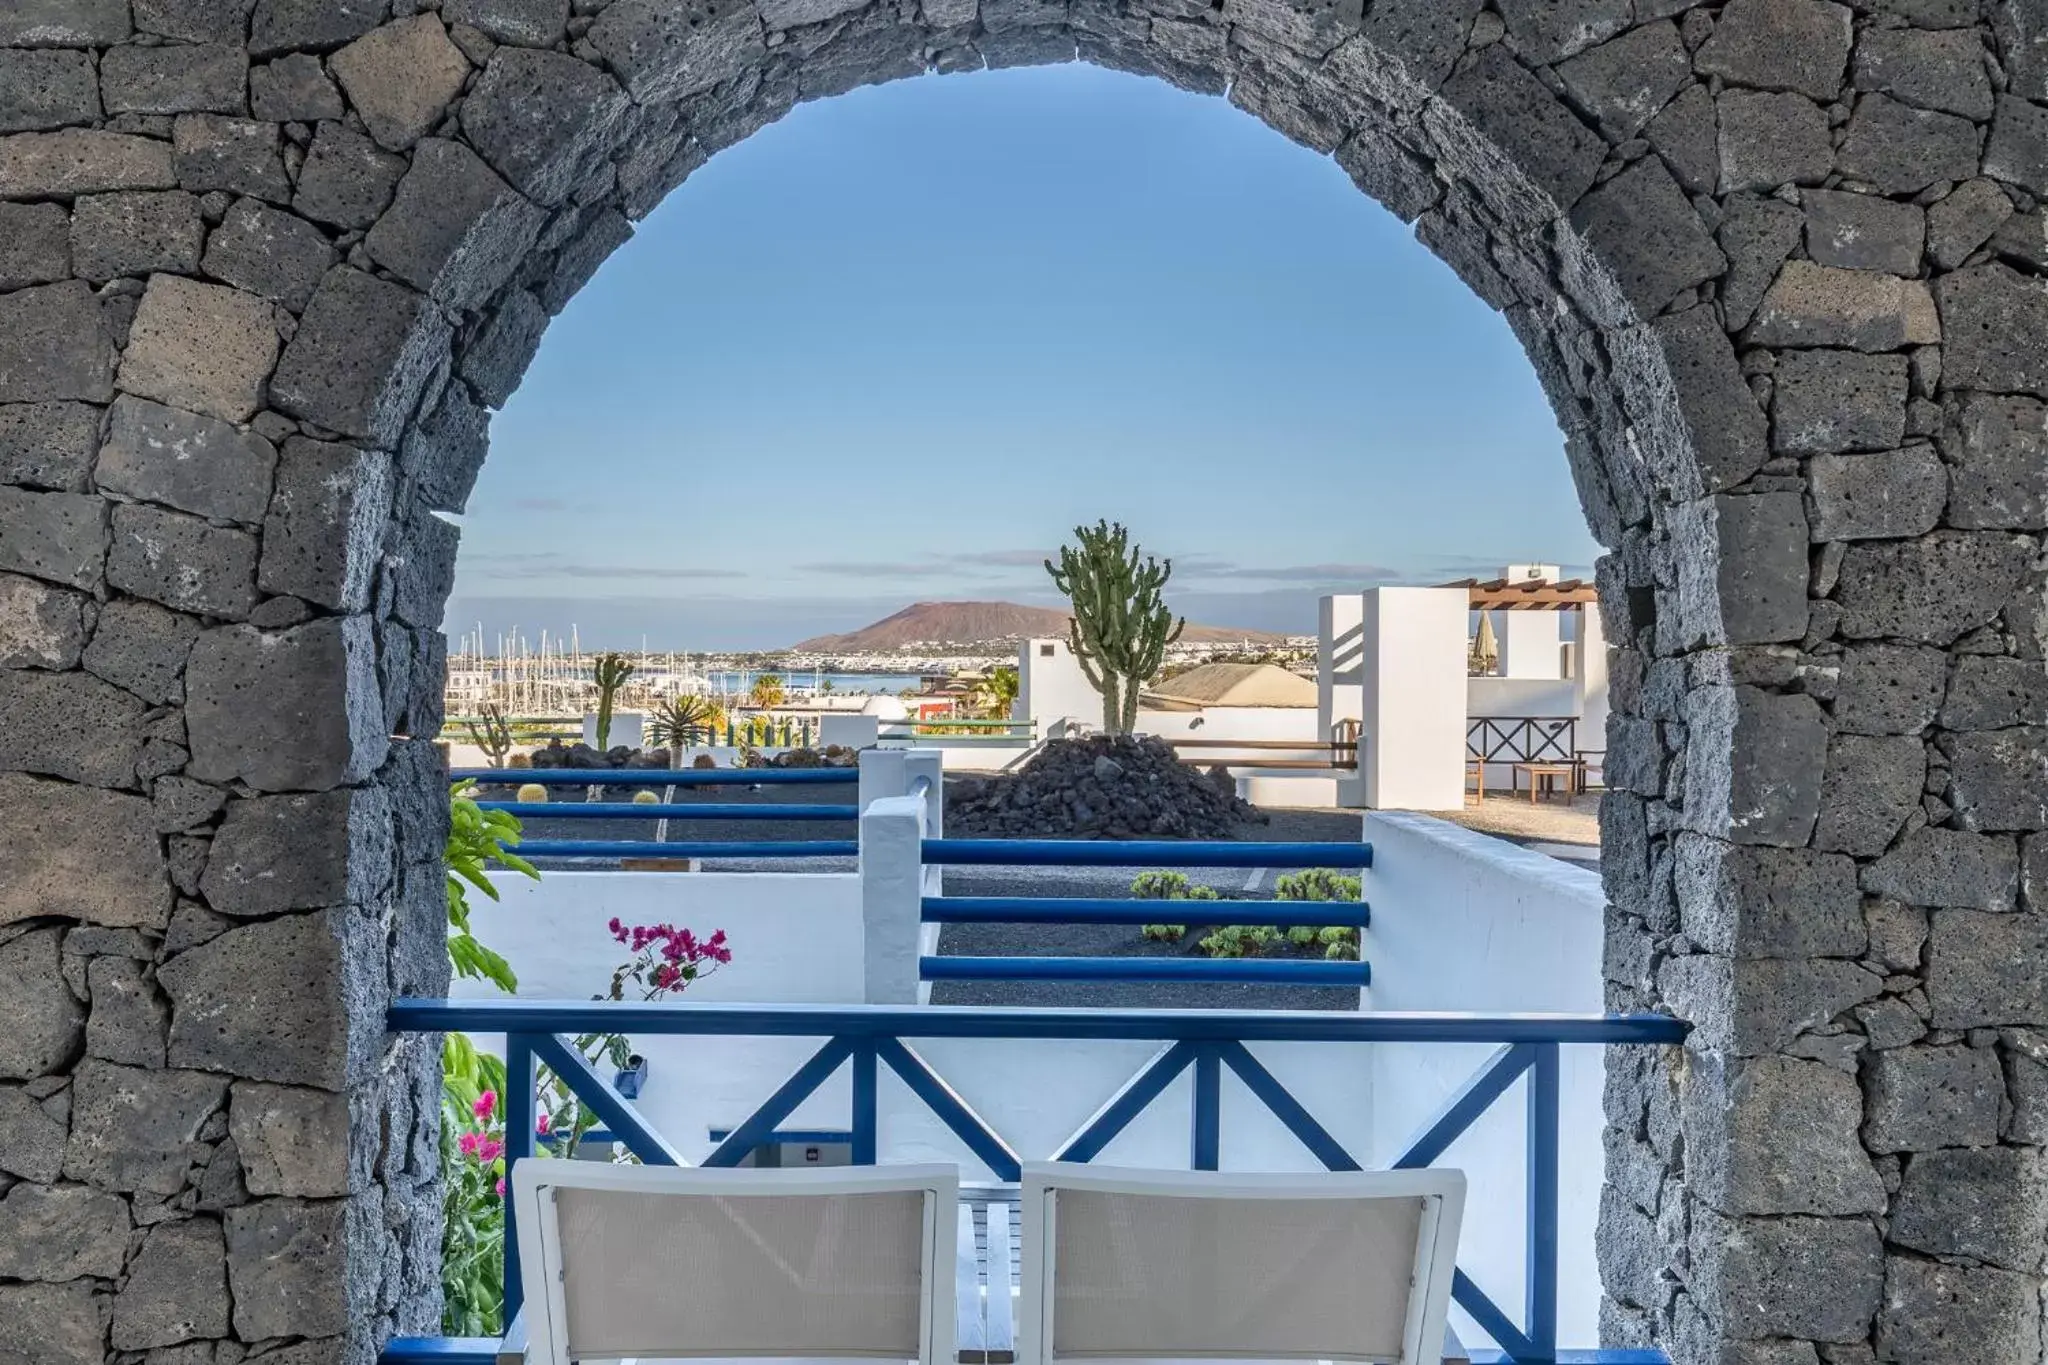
[1511,761,1577,802]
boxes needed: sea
[702,671,927,695]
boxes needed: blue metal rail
[479,801,858,821]
[919,955,1370,985]
[922,895,1370,927]
[452,767,856,785]
[921,838,1372,868]
[390,999,1687,1045]
[516,839,857,859]
[384,998,1686,1365]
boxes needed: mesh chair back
[1022,1166,1463,1365]
[515,1163,954,1365]
[1050,1189,1419,1360]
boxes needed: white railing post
[858,745,908,812]
[904,749,943,839]
[860,793,926,1003]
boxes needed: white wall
[1466,677,1581,718]
[820,714,880,748]
[449,780,1609,1348]
[582,710,644,749]
[1359,587,1468,810]
[1019,637,1101,731]
[1319,593,1365,739]
[458,862,1371,1180]
[1497,612,1563,679]
[1134,705,1321,748]
[454,868,883,1169]
[459,870,865,1005]
[1578,606,1609,786]
[1361,813,1607,1352]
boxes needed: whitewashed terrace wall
[456,805,1604,1359]
[1362,811,1608,1350]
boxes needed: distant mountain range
[791,600,1283,651]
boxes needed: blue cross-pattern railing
[454,767,861,859]
[385,998,1687,1365]
[917,838,1375,987]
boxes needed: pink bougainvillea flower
[536,1112,551,1136]
[473,1090,496,1121]
[458,1131,482,1158]
[496,1177,506,1197]
[477,1137,505,1165]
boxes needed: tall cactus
[1045,521,1185,735]
[592,652,635,749]
[463,702,514,768]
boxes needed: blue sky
[448,62,1597,651]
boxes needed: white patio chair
[509,1161,959,1365]
[1016,1164,1465,1365]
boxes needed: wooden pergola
[1438,576,1599,611]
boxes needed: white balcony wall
[1361,812,1607,1353]
[454,868,876,1169]
[1466,677,1581,718]
[449,800,1609,1351]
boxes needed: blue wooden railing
[385,998,1687,1365]
[456,767,860,859]
[918,838,1375,987]
[452,767,857,785]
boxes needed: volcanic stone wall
[0,0,2044,1362]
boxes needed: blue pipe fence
[383,999,1688,1365]
[451,767,857,785]
[915,837,1375,987]
[455,767,862,860]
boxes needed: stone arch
[2,1,2046,1362]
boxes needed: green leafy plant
[1045,521,1185,735]
[750,673,786,710]
[441,1032,509,1336]
[1141,923,1186,942]
[446,780,536,992]
[592,652,635,749]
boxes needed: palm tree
[649,695,717,756]
[750,674,786,710]
[974,666,1020,719]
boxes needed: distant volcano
[791,600,1282,651]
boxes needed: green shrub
[1131,870,1218,901]
[1130,871,1214,948]
[1275,868,1361,902]
[1198,924,1277,958]
[1286,925,1319,948]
